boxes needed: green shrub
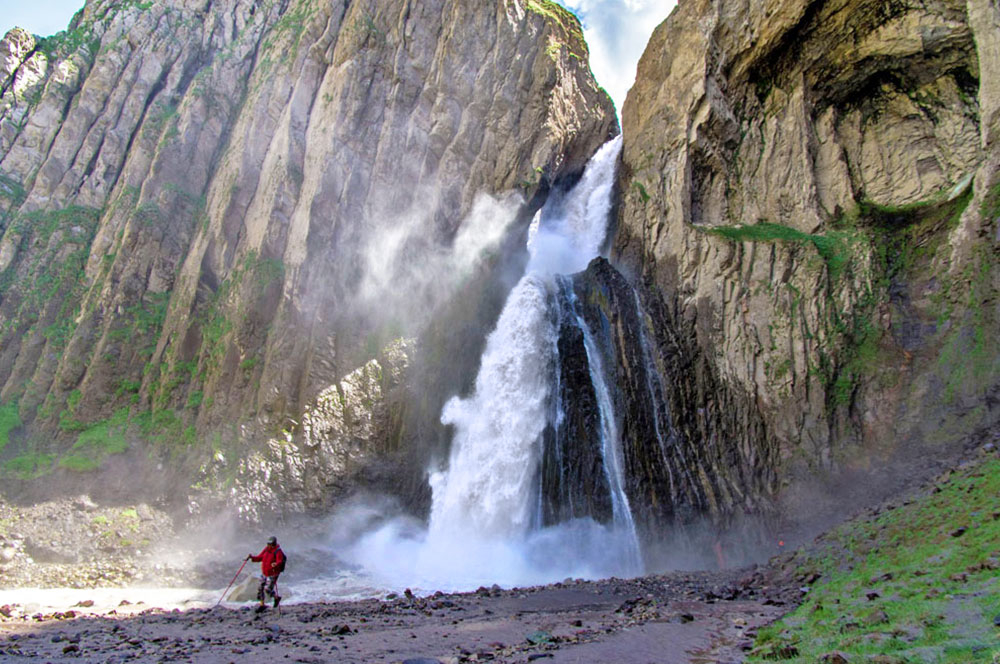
[186,390,203,409]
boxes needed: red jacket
[250,544,285,577]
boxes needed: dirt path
[0,570,791,663]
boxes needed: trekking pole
[216,558,249,607]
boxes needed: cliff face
[0,0,616,513]
[614,0,999,526]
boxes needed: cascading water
[556,277,641,570]
[340,137,642,592]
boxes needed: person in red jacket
[247,536,285,611]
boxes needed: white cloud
[557,0,677,115]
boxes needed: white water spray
[341,137,639,592]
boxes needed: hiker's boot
[255,604,266,613]
[273,595,281,609]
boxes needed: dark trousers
[257,574,279,602]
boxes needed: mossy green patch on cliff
[0,173,26,228]
[72,407,130,458]
[256,0,319,82]
[704,222,853,280]
[934,243,996,405]
[135,407,186,446]
[3,453,55,479]
[0,205,100,350]
[36,23,101,65]
[749,456,1000,663]
[525,0,587,55]
[0,402,22,453]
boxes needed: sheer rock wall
[0,0,616,515]
[613,0,998,530]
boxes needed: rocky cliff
[0,0,616,515]
[612,0,999,530]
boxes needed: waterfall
[340,137,641,592]
[557,276,642,570]
[425,136,641,580]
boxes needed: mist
[355,188,524,334]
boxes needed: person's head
[266,536,277,547]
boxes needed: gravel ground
[0,569,794,663]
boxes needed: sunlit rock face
[613,0,999,529]
[0,0,615,515]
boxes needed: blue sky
[561,0,675,112]
[1,0,675,113]
[0,0,86,39]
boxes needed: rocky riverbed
[0,567,798,664]
[0,492,801,662]
[0,495,181,589]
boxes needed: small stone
[950,527,967,537]
[865,591,880,601]
[62,644,79,654]
[528,655,554,661]
[525,630,553,645]
[73,600,94,608]
[864,610,890,626]
[819,653,849,664]
[949,573,967,583]
[993,614,1000,628]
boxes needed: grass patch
[749,457,1000,662]
[73,407,130,456]
[705,221,853,280]
[526,0,586,50]
[2,453,54,479]
[59,454,100,472]
[0,402,21,453]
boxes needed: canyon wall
[612,0,999,530]
[0,0,616,514]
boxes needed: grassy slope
[750,454,1000,663]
